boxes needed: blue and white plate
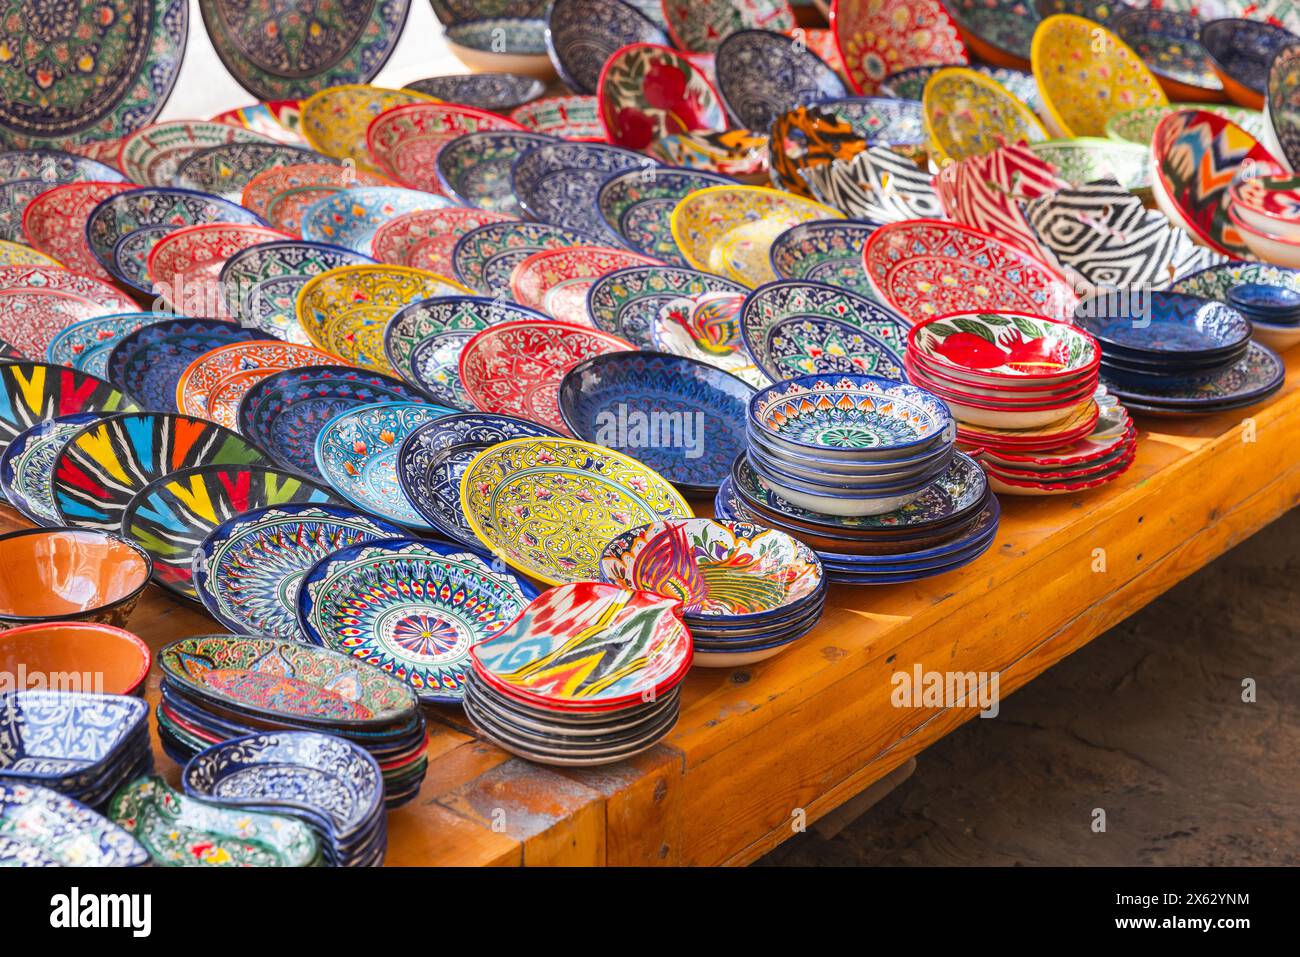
[435,130,557,215]
[509,141,648,242]
[452,220,593,294]
[596,165,736,265]
[0,413,101,526]
[714,29,847,132]
[545,0,668,94]
[45,313,177,379]
[0,783,148,867]
[769,220,879,297]
[299,187,454,255]
[405,73,546,111]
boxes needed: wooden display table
[4,355,1296,867]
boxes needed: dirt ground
[761,507,1300,867]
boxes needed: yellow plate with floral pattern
[670,186,844,288]
[923,67,1048,166]
[300,85,437,172]
[295,264,470,373]
[1032,15,1167,139]
[0,240,62,268]
[459,437,693,586]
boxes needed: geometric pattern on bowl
[933,142,1067,257]
[798,145,944,224]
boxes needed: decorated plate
[123,463,340,599]
[172,142,327,202]
[20,182,136,283]
[510,96,605,139]
[587,262,749,347]
[459,320,635,433]
[922,67,1046,165]
[943,0,1039,68]
[404,72,545,112]
[298,186,454,255]
[1027,138,1151,195]
[649,290,766,387]
[176,340,342,429]
[240,162,395,234]
[314,401,456,528]
[933,142,1065,255]
[1168,261,1300,306]
[460,437,693,585]
[768,220,879,297]
[740,279,909,382]
[863,218,1079,323]
[1201,18,1295,108]
[119,120,276,186]
[879,63,1039,114]
[146,223,292,316]
[197,0,412,100]
[596,165,736,265]
[236,365,426,477]
[1268,44,1300,171]
[193,503,406,641]
[366,102,524,196]
[428,0,549,27]
[715,29,847,133]
[1101,341,1284,412]
[547,0,669,95]
[799,145,943,225]
[434,130,557,216]
[0,264,138,359]
[210,99,307,144]
[510,141,648,243]
[558,351,753,492]
[1109,9,1223,99]
[0,362,136,468]
[597,44,727,151]
[0,149,126,243]
[0,783,147,867]
[510,246,661,325]
[0,0,187,149]
[831,0,968,95]
[661,0,795,54]
[383,296,548,410]
[1105,101,1264,147]
[85,186,270,293]
[295,263,469,372]
[299,84,435,171]
[53,412,270,531]
[219,239,375,345]
[297,538,538,703]
[370,207,514,277]
[105,318,273,414]
[0,413,101,526]
[45,313,175,379]
[451,220,592,295]
[444,16,551,74]
[0,240,59,268]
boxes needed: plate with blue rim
[105,318,275,414]
[0,149,126,243]
[435,130,557,215]
[84,186,269,294]
[510,141,649,242]
[121,462,341,601]
[879,64,1041,114]
[1201,18,1297,103]
[404,73,546,111]
[586,263,750,348]
[172,143,329,202]
[768,220,880,298]
[383,295,551,409]
[740,279,910,383]
[193,502,407,642]
[219,240,375,346]
[0,413,101,526]
[298,186,455,256]
[714,29,847,132]
[1100,340,1285,414]
[314,401,459,529]
[558,351,754,493]
[451,220,593,294]
[545,0,669,95]
[0,782,148,867]
[597,165,737,266]
[45,313,178,379]
[237,365,429,479]
[296,537,540,704]
[1072,289,1251,362]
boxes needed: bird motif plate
[586,263,748,348]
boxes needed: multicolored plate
[510,246,661,325]
[597,43,727,151]
[0,362,137,467]
[830,0,968,95]
[510,140,647,243]
[298,186,454,255]
[45,313,175,379]
[176,340,342,429]
[0,149,126,243]
[1268,43,1300,171]
[240,162,395,234]
[586,263,748,347]
[510,96,604,139]
[172,142,327,202]
[768,220,879,298]
[0,413,102,526]
[370,206,514,278]
[0,264,138,358]
[20,182,136,283]
[299,84,435,172]
[365,102,524,193]
[145,222,292,316]
[596,165,736,266]
[922,66,1046,165]
[1105,101,1264,147]
[434,130,557,216]
[119,120,276,186]
[715,29,847,132]
[404,72,545,112]
[661,0,795,55]
[546,0,669,95]
[451,220,592,295]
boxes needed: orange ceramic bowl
[0,527,152,629]
[0,621,151,696]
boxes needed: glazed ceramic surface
[596,166,736,265]
[0,527,152,627]
[1074,290,1250,356]
[1101,341,1284,412]
[769,98,926,197]
[598,43,727,152]
[587,263,749,348]
[0,783,147,866]
[370,207,513,278]
[0,691,146,794]
[547,0,670,95]
[911,312,1098,379]
[0,265,138,359]
[511,246,660,324]
[20,182,136,283]
[1109,9,1222,97]
[715,30,847,132]
[452,221,593,295]
[404,72,545,111]
[429,0,549,26]
[45,313,175,380]
[649,127,770,181]
[0,361,136,464]
[880,63,1039,113]
[0,414,100,527]
[1105,101,1264,146]
[662,0,794,54]
[831,0,968,95]
[193,503,406,641]
[1268,44,1300,170]
[1201,18,1296,105]
[510,141,647,243]
[300,84,434,171]
[119,120,277,186]
[768,220,879,298]
[944,0,1040,65]
[240,162,394,235]
[146,223,292,316]
[799,145,944,224]
[922,67,1046,164]
[0,241,61,268]
[650,290,766,386]
[297,538,537,702]
[510,96,605,139]
[434,130,556,216]
[459,437,693,585]
[1027,138,1151,195]
[177,340,343,430]
[366,102,524,194]
[299,186,454,255]
[0,150,126,244]
[172,143,327,203]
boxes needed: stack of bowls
[464,583,692,767]
[598,518,827,667]
[745,374,957,518]
[183,731,387,867]
[155,635,429,809]
[1227,283,1300,333]
[1227,165,1300,268]
[0,691,151,809]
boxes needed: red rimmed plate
[459,320,636,433]
[371,206,515,277]
[907,311,1100,385]
[0,265,138,359]
[365,102,526,193]
[957,398,1100,451]
[240,162,395,235]
[831,0,969,95]
[175,340,345,429]
[21,182,139,284]
[510,246,662,325]
[597,43,728,151]
[510,96,606,140]
[863,219,1079,324]
[983,422,1137,475]
[145,223,292,317]
[983,444,1136,495]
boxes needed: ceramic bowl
[1226,205,1300,268]
[370,206,513,278]
[649,127,771,182]
[1105,100,1266,147]
[1109,9,1225,103]
[434,130,556,218]
[453,220,593,295]
[908,375,1095,429]
[0,622,150,695]
[1098,341,1284,415]
[1228,167,1300,239]
[596,165,737,265]
[922,67,1047,165]
[404,72,546,112]
[767,220,880,298]
[20,181,137,283]
[509,141,645,243]
[0,413,101,527]
[1026,137,1152,196]
[145,222,291,317]
[510,245,661,324]
[0,362,136,471]
[365,103,525,196]
[0,265,139,361]
[1073,289,1252,361]
[933,141,1066,255]
[908,312,1099,384]
[942,0,1039,70]
[509,96,605,140]
[880,63,1040,114]
[662,0,795,54]
[546,0,669,95]
[300,85,438,173]
[118,120,276,187]
[745,456,941,517]
[299,186,455,256]
[1201,18,1296,110]
[0,783,148,866]
[714,29,847,132]
[445,19,555,80]
[0,527,151,629]
[172,143,326,203]
[797,145,944,224]
[1267,44,1300,171]
[906,355,1097,402]
[176,340,342,430]
[830,0,969,95]
[587,262,749,347]
[240,162,396,234]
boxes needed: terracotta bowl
[0,621,151,696]
[0,527,152,629]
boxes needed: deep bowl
[0,622,151,695]
[0,528,152,629]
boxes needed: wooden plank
[557,746,685,866]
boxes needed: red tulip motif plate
[0,265,138,358]
[365,102,526,193]
[459,321,636,433]
[240,162,394,235]
[831,0,969,95]
[598,44,728,151]
[510,246,661,325]
[371,207,514,277]
[146,223,292,316]
[21,182,138,284]
[863,219,1080,324]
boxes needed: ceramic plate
[240,162,395,234]
[0,240,59,268]
[934,141,1066,255]
[20,182,136,283]
[211,99,307,144]
[298,186,454,255]
[547,0,669,94]
[558,351,753,492]
[0,783,147,867]
[799,144,943,224]
[193,503,406,642]
[922,66,1046,164]
[295,263,470,372]
[510,246,661,324]
[880,63,1039,113]
[1101,341,1284,413]
[768,220,879,297]
[1027,138,1152,195]
[510,141,647,243]
[650,290,766,387]
[662,0,795,55]
[434,130,556,216]
[119,120,277,186]
[451,220,592,294]
[53,412,270,532]
[404,72,545,111]
[370,207,513,277]
[300,84,435,172]
[146,222,292,316]
[123,463,339,600]
[459,437,693,585]
[1201,18,1295,108]
[0,0,186,149]
[366,102,524,193]
[429,0,549,25]
[0,150,126,243]
[1109,9,1222,99]
[459,320,635,433]
[197,0,411,100]
[1105,101,1264,146]
[383,296,549,410]
[587,262,749,347]
[298,538,538,703]
[510,96,606,140]
[0,413,101,526]
[944,0,1039,67]
[1268,44,1300,171]
[597,43,727,151]
[596,165,736,265]
[715,29,847,132]
[0,264,138,359]
[172,142,327,202]
[831,0,968,95]
[219,239,375,345]
[1168,261,1300,306]
[44,313,175,379]
[176,340,342,429]
[0,361,136,468]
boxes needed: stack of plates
[745,374,956,518]
[716,454,999,585]
[0,783,148,867]
[598,518,827,667]
[1227,283,1300,328]
[183,731,387,868]
[463,583,692,766]
[155,635,428,809]
[0,691,151,809]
